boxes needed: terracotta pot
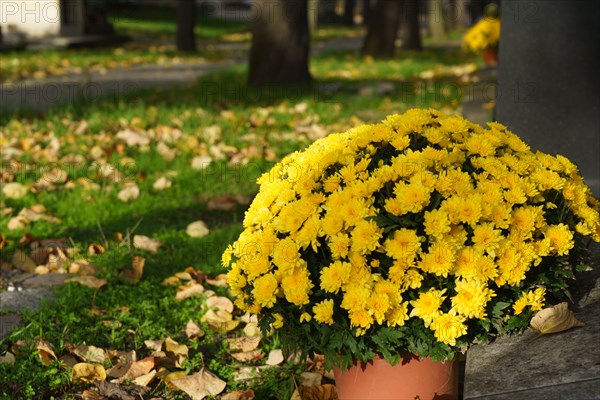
[482,48,499,65]
[333,355,459,400]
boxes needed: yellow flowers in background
[223,109,600,364]
[463,18,501,53]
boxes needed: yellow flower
[252,273,279,308]
[430,313,468,346]
[472,223,502,255]
[386,302,410,327]
[424,209,451,238]
[281,268,313,306]
[328,233,350,260]
[513,288,546,315]
[544,224,574,256]
[384,229,421,262]
[410,288,446,327]
[313,299,335,325]
[348,308,373,332]
[451,279,495,319]
[341,284,371,312]
[350,219,383,254]
[271,313,284,329]
[320,261,352,293]
[367,292,391,324]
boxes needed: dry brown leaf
[12,250,37,273]
[299,371,322,387]
[221,389,256,400]
[0,235,6,250]
[0,352,16,365]
[36,340,57,366]
[144,340,164,352]
[163,338,188,368]
[162,370,188,390]
[65,276,107,289]
[132,369,157,387]
[227,336,261,353]
[81,390,106,400]
[530,302,584,334]
[153,176,172,190]
[185,320,205,339]
[119,256,145,285]
[191,155,213,170]
[265,349,284,366]
[116,128,150,146]
[230,350,264,363]
[2,182,28,199]
[163,276,181,286]
[175,271,193,281]
[72,363,106,383]
[175,282,205,300]
[7,216,28,230]
[292,384,337,400]
[133,235,161,253]
[171,368,226,400]
[71,344,107,364]
[232,366,267,382]
[205,296,234,313]
[204,273,228,287]
[117,184,140,202]
[243,323,261,338]
[87,243,105,256]
[201,309,240,333]
[115,357,156,383]
[186,220,210,238]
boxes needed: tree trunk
[343,0,356,25]
[362,0,372,25]
[176,0,196,52]
[361,0,403,58]
[248,0,312,86]
[399,0,422,50]
[308,0,319,32]
[428,0,445,42]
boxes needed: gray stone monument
[464,2,600,398]
[495,0,600,198]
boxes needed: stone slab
[0,314,23,340]
[0,288,54,313]
[464,244,600,399]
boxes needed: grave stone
[495,0,600,198]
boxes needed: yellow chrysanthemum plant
[223,109,600,370]
[463,17,500,53]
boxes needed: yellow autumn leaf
[171,368,226,400]
[71,363,106,383]
[530,302,584,334]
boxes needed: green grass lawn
[0,46,478,399]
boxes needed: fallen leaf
[0,352,16,365]
[299,371,322,387]
[81,390,106,400]
[65,276,107,289]
[144,340,164,352]
[175,282,205,300]
[36,340,57,366]
[88,243,105,255]
[227,336,261,352]
[132,369,157,387]
[292,384,337,400]
[186,320,205,339]
[163,338,188,368]
[133,235,161,253]
[117,184,140,202]
[117,128,150,147]
[0,235,6,249]
[12,250,37,273]
[162,370,188,390]
[114,357,155,383]
[230,350,264,363]
[72,363,106,383]
[153,176,172,191]
[163,276,181,286]
[265,349,284,366]
[7,216,28,230]
[119,256,145,285]
[71,344,107,364]
[232,366,267,382]
[34,265,50,274]
[205,296,234,313]
[530,302,584,334]
[191,155,213,170]
[171,368,226,400]
[94,380,150,400]
[2,182,28,199]
[186,220,210,238]
[156,142,177,161]
[204,274,228,287]
[201,309,240,333]
[243,323,261,338]
[221,389,256,400]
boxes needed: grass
[0,43,478,399]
